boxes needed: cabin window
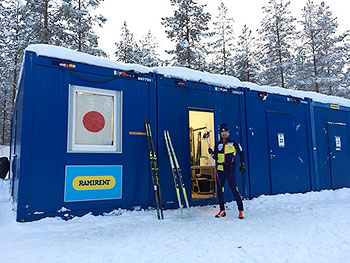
[67,85,122,153]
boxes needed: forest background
[1,0,349,145]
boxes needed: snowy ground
[0,179,349,263]
[0,145,9,158]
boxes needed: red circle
[83,111,105,133]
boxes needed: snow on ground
[0,179,349,263]
[0,145,9,158]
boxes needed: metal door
[267,112,298,194]
[327,122,350,189]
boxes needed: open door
[189,110,216,200]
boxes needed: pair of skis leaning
[164,130,191,217]
[145,118,164,220]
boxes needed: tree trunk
[222,25,226,75]
[309,29,319,93]
[311,43,319,93]
[78,0,82,51]
[44,0,49,43]
[185,12,190,68]
[327,68,332,95]
[276,23,285,89]
[2,89,7,145]
[246,61,250,82]
[12,55,18,106]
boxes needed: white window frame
[67,85,122,153]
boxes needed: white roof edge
[153,66,242,88]
[25,44,152,74]
[240,82,350,108]
[25,44,350,108]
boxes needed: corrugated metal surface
[156,75,246,207]
[311,102,350,190]
[11,50,157,221]
[11,48,350,222]
[245,90,312,198]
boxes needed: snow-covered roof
[26,44,152,74]
[25,44,350,108]
[153,67,241,88]
[241,82,350,107]
[154,66,350,108]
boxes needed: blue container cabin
[310,101,350,190]
[154,69,248,208]
[10,44,350,222]
[11,45,157,222]
[243,87,313,198]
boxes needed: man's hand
[239,162,245,174]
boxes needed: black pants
[216,166,244,211]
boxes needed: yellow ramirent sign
[73,176,116,191]
[330,104,340,110]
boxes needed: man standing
[208,124,246,219]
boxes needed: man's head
[220,124,230,139]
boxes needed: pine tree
[258,0,296,88]
[1,0,27,103]
[0,0,109,143]
[0,0,27,145]
[0,77,12,145]
[297,0,345,95]
[292,43,313,91]
[342,31,350,97]
[234,25,260,83]
[138,31,162,67]
[22,0,66,45]
[59,0,107,56]
[0,2,8,144]
[115,21,139,64]
[161,0,211,70]
[209,2,235,75]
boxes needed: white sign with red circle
[75,92,113,146]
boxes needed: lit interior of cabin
[189,110,216,200]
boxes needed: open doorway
[189,110,216,200]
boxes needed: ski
[165,130,191,217]
[145,118,164,220]
[164,130,183,216]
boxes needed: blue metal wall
[310,102,350,190]
[11,51,157,221]
[156,75,248,208]
[244,90,313,198]
[10,52,28,208]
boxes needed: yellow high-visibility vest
[217,143,237,171]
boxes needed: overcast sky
[94,0,350,59]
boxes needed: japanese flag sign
[75,92,114,146]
